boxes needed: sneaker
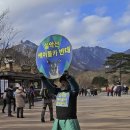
[41,118,45,122]
[2,111,5,113]
[50,118,54,121]
[8,115,14,117]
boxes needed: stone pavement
[0,94,130,130]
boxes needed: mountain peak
[72,46,115,70]
[21,40,37,48]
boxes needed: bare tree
[0,10,17,68]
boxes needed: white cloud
[0,0,91,43]
[0,0,130,51]
[57,15,113,48]
[109,30,130,44]
[119,4,130,27]
[83,15,112,35]
[102,4,130,50]
[16,12,114,48]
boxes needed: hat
[15,83,20,88]
[18,86,23,90]
[59,75,67,83]
[116,81,121,85]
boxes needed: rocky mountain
[12,40,37,57]
[124,49,130,54]
[11,40,130,71]
[72,46,115,70]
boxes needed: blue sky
[0,0,130,52]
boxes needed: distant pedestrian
[123,84,129,94]
[84,88,87,96]
[2,90,7,113]
[125,86,129,94]
[107,86,111,96]
[15,86,26,118]
[6,85,14,117]
[81,87,84,96]
[78,89,82,96]
[111,86,114,96]
[113,85,117,96]
[12,88,17,112]
[27,85,35,109]
[87,88,91,96]
[116,82,122,97]
[94,88,98,96]
[40,87,54,122]
[91,88,94,96]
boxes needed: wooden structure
[0,71,42,98]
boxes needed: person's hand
[41,75,47,80]
[63,70,71,79]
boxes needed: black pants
[28,97,34,109]
[12,98,16,112]
[8,103,12,116]
[2,99,7,113]
[41,102,53,121]
[17,107,24,118]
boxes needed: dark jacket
[42,75,79,119]
[6,88,13,104]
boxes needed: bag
[2,92,7,99]
[6,90,13,99]
[27,89,34,97]
[42,89,51,99]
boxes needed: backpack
[41,88,51,99]
[6,89,13,99]
[26,88,34,97]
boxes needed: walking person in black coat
[6,85,14,117]
[2,90,7,113]
[40,87,54,122]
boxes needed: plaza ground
[0,93,130,130]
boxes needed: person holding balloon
[36,34,81,130]
[41,71,80,130]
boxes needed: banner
[36,34,72,79]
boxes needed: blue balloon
[36,34,72,79]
